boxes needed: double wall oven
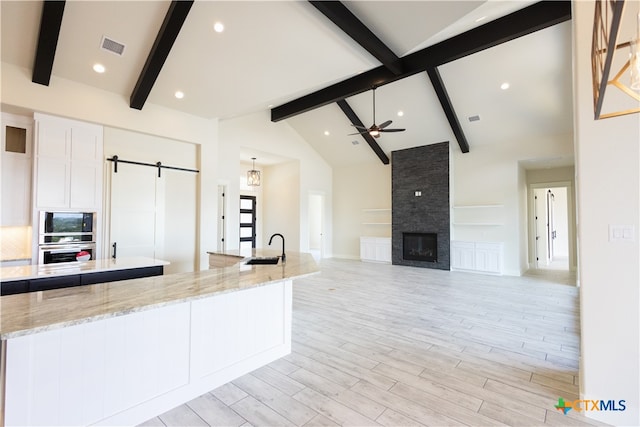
[38,211,96,264]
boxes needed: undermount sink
[244,257,280,265]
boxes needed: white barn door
[109,163,165,261]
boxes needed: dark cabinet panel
[1,265,164,295]
[1,280,30,296]
[30,275,81,292]
[80,266,163,285]
[122,265,164,280]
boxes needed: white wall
[333,162,392,259]
[219,111,332,256]
[308,194,322,250]
[452,134,574,275]
[263,161,300,252]
[517,164,528,272]
[1,63,214,146]
[574,1,640,425]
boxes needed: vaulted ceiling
[0,1,574,168]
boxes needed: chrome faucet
[268,233,286,263]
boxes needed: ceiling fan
[349,87,405,138]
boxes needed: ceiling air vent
[468,115,480,122]
[100,36,125,56]
[351,140,360,145]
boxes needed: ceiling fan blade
[379,128,405,132]
[348,131,369,136]
[351,124,368,130]
[378,120,392,129]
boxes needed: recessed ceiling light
[324,130,330,136]
[214,22,224,33]
[475,16,487,23]
[500,82,510,90]
[93,63,105,73]
[175,91,185,99]
[397,110,404,117]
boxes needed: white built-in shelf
[362,208,392,227]
[452,204,504,209]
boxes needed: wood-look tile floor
[141,259,607,427]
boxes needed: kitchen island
[0,250,318,426]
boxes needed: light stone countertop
[0,250,319,340]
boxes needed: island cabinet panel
[79,265,164,286]
[4,303,191,426]
[29,274,81,292]
[190,281,289,379]
[1,280,29,295]
[102,303,190,416]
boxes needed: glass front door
[239,195,256,251]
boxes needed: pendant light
[247,157,260,186]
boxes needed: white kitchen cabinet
[451,240,503,274]
[1,114,33,226]
[360,236,391,263]
[34,113,103,211]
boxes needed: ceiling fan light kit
[348,87,406,138]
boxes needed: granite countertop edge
[0,251,319,340]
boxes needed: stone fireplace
[391,142,450,270]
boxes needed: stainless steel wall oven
[38,212,97,264]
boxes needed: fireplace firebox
[403,232,437,262]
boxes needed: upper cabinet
[1,113,33,226]
[34,113,104,211]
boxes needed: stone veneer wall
[391,142,450,270]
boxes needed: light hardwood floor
[141,259,607,427]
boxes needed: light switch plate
[609,225,635,242]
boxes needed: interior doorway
[308,192,324,262]
[530,184,572,272]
